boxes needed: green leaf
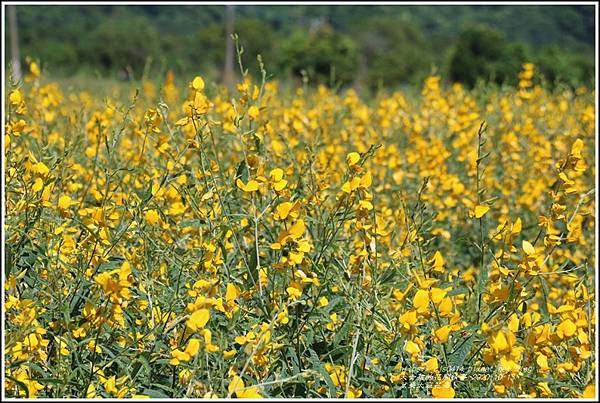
[235,159,249,183]
[447,286,470,297]
[448,334,474,369]
[5,375,29,398]
[141,388,171,398]
[131,354,151,381]
[333,314,352,347]
[308,349,336,397]
[245,247,259,286]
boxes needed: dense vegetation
[6,5,595,89]
[4,55,596,398]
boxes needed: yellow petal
[145,209,159,225]
[557,319,577,338]
[287,219,305,239]
[360,171,372,187]
[248,106,260,120]
[175,117,190,126]
[582,384,595,398]
[275,202,294,220]
[404,340,421,356]
[187,309,210,331]
[399,310,417,329]
[228,375,245,396]
[431,378,455,398]
[273,179,287,191]
[423,357,439,373]
[413,289,430,312]
[58,195,72,210]
[32,178,44,192]
[474,204,490,218]
[434,325,452,343]
[491,331,508,353]
[346,152,360,167]
[184,338,201,357]
[236,178,259,192]
[192,76,205,91]
[270,168,284,182]
[430,288,447,304]
[512,217,522,234]
[9,90,22,105]
[437,297,453,316]
[226,283,238,305]
[35,162,50,176]
[522,240,536,256]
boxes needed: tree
[449,25,525,87]
[8,5,22,81]
[84,14,160,77]
[197,15,275,80]
[534,45,594,88]
[278,25,358,87]
[224,5,235,90]
[356,15,432,90]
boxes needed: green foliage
[6,5,595,88]
[85,15,161,76]
[449,25,526,88]
[356,16,432,89]
[196,17,275,77]
[279,26,358,86]
[534,45,595,88]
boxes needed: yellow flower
[581,384,595,398]
[34,162,50,176]
[87,340,102,353]
[522,240,536,256]
[431,377,455,398]
[9,90,23,105]
[269,168,287,191]
[404,340,421,359]
[223,349,237,359]
[326,312,339,331]
[423,357,439,373]
[248,106,260,120]
[58,195,74,210]
[274,201,298,221]
[170,338,201,366]
[433,325,452,343]
[346,152,360,167]
[399,310,418,332]
[86,384,97,398]
[32,178,44,192]
[472,204,489,219]
[192,76,205,91]
[145,209,160,225]
[187,309,210,331]
[228,375,262,398]
[413,289,429,313]
[556,319,577,339]
[236,178,260,193]
[286,283,303,301]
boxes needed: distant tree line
[6,5,595,89]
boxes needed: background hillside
[6,4,596,89]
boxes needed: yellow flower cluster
[4,62,596,398]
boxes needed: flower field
[3,62,596,398]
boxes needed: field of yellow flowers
[4,60,597,399]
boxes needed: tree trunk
[8,5,22,82]
[223,5,236,91]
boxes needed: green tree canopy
[279,25,358,86]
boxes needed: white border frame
[1,1,598,401]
